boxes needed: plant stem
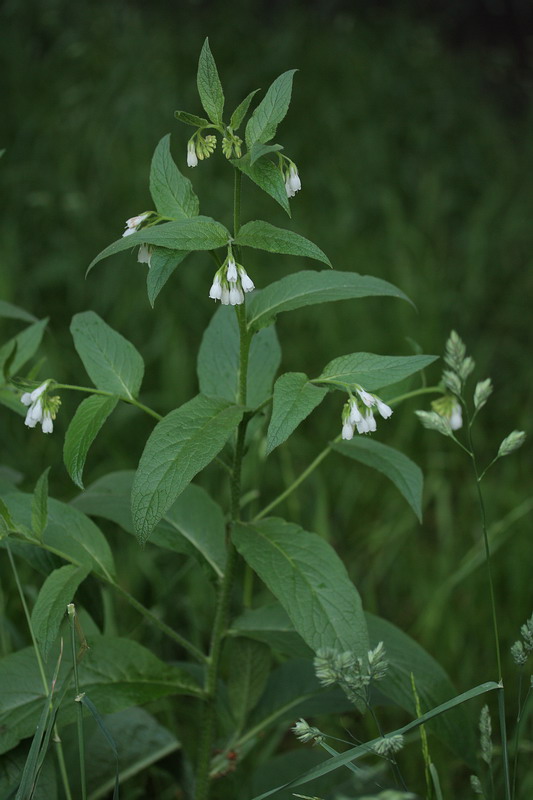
[55,383,162,421]
[511,676,531,800]
[194,169,250,800]
[69,606,87,800]
[6,544,73,800]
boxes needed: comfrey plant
[0,40,527,800]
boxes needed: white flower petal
[221,287,231,305]
[21,392,33,406]
[25,407,39,427]
[342,422,354,440]
[239,268,255,292]
[137,244,152,266]
[30,381,49,402]
[376,399,393,419]
[357,388,375,407]
[41,412,54,434]
[226,258,238,282]
[450,403,463,430]
[349,400,363,424]
[187,141,198,167]
[209,275,223,300]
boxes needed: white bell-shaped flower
[187,140,198,168]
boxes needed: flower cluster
[187,133,217,167]
[21,381,60,434]
[221,131,243,160]
[209,254,254,306]
[284,161,301,198]
[291,719,324,745]
[314,642,388,706]
[341,387,392,439]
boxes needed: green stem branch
[54,384,162,421]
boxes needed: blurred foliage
[1,0,532,795]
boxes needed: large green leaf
[70,311,144,400]
[245,70,297,147]
[226,638,271,728]
[332,438,424,521]
[2,492,115,579]
[232,518,368,656]
[146,247,189,307]
[232,153,290,215]
[235,220,330,266]
[132,395,243,544]
[197,305,281,407]
[0,637,201,755]
[318,352,437,390]
[196,38,224,125]
[149,134,199,219]
[73,471,226,577]
[87,216,229,274]
[266,372,327,454]
[30,564,89,661]
[0,318,48,379]
[0,742,58,800]
[246,271,411,331]
[63,395,119,488]
[249,142,284,165]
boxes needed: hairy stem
[194,169,250,800]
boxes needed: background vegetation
[1,0,532,796]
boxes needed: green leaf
[366,613,478,767]
[230,89,261,131]
[245,70,297,148]
[0,386,27,417]
[76,708,180,800]
[149,134,200,219]
[132,395,243,544]
[73,471,227,577]
[2,492,115,579]
[226,638,271,727]
[197,38,224,125]
[0,742,58,800]
[318,352,437,390]
[232,153,290,215]
[31,466,50,538]
[146,247,189,307]
[0,318,48,379]
[197,305,281,407]
[0,300,37,323]
[235,220,330,266]
[230,604,311,659]
[63,395,119,488]
[30,564,89,661]
[249,142,283,165]
[267,373,327,455]
[70,311,144,399]
[332,438,423,521]
[0,497,16,536]
[87,216,230,274]
[0,637,201,755]
[174,109,210,127]
[232,518,368,656]
[246,271,411,331]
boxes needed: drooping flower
[122,212,150,238]
[137,243,152,268]
[341,391,392,439]
[431,395,463,431]
[376,398,393,419]
[20,381,60,434]
[208,255,255,306]
[285,163,301,198]
[187,139,198,168]
[356,387,375,408]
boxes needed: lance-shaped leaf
[146,247,189,307]
[197,305,281,407]
[235,220,330,266]
[63,395,119,488]
[266,372,327,454]
[0,318,48,378]
[232,154,290,215]
[73,471,227,577]
[230,88,261,131]
[332,438,424,521]
[318,352,437,390]
[149,134,199,219]
[197,38,225,125]
[245,70,297,147]
[2,491,115,579]
[232,517,368,656]
[30,564,89,661]
[246,271,411,331]
[31,467,50,538]
[87,216,230,274]
[249,142,283,165]
[70,311,144,399]
[174,110,210,127]
[132,395,243,544]
[0,637,201,755]
[0,300,37,323]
